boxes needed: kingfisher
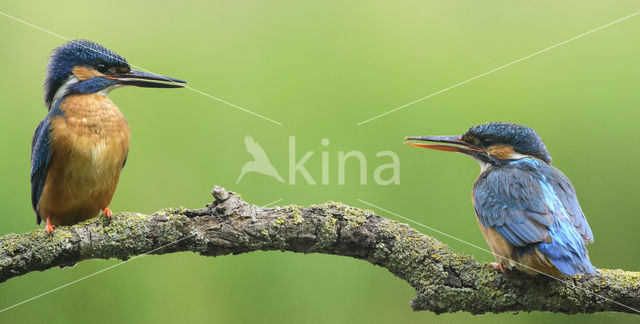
[31,40,186,234]
[405,122,595,276]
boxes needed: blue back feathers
[45,40,130,109]
[30,100,65,224]
[473,158,595,275]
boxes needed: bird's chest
[50,94,130,177]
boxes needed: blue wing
[473,158,594,275]
[543,166,593,243]
[30,116,53,225]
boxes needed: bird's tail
[537,219,595,275]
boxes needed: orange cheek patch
[72,66,104,81]
[488,145,515,160]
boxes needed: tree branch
[1,186,638,315]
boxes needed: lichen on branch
[0,186,639,315]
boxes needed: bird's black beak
[404,135,482,155]
[107,70,187,88]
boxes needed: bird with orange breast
[405,123,595,276]
[31,40,186,233]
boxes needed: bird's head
[44,39,186,109]
[405,122,552,166]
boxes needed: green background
[1,0,639,323]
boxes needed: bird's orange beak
[404,135,482,155]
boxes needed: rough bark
[0,186,638,315]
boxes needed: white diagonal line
[0,234,188,313]
[0,10,283,126]
[260,198,283,208]
[0,198,281,314]
[356,198,640,314]
[0,10,67,39]
[357,10,640,126]
[186,87,282,125]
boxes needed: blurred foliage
[0,0,639,323]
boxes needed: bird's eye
[96,64,108,73]
[482,138,493,147]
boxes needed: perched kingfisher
[31,40,186,234]
[405,122,595,276]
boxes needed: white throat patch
[50,75,79,108]
[97,84,124,97]
[473,157,491,173]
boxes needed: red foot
[103,208,113,220]
[490,262,507,274]
[45,218,56,234]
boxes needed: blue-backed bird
[31,40,186,234]
[405,122,595,276]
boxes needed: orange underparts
[45,218,56,234]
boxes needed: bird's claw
[103,208,113,221]
[490,262,507,274]
[45,218,56,234]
